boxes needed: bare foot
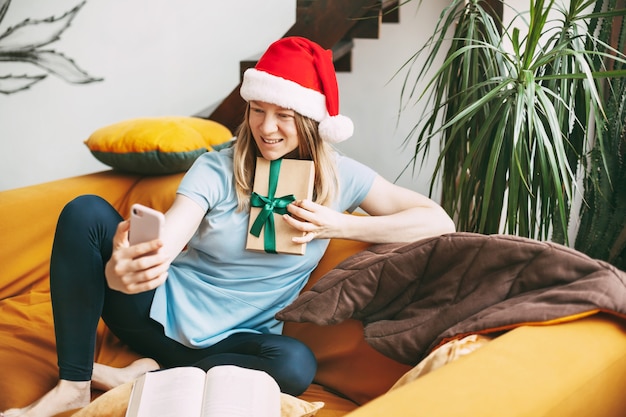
[91,358,160,391]
[2,380,90,417]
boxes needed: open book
[125,365,281,417]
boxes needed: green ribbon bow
[249,159,296,253]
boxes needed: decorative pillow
[280,393,324,417]
[84,116,233,175]
[388,334,492,391]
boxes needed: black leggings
[49,195,316,395]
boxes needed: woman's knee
[58,195,114,224]
[188,333,318,396]
[52,194,121,265]
[271,336,317,396]
[56,195,122,241]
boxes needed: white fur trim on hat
[240,68,327,122]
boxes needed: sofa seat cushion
[0,292,57,408]
[0,291,143,411]
[298,384,358,417]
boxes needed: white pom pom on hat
[240,36,354,143]
[318,114,354,144]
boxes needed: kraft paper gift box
[246,157,315,255]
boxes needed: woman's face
[249,101,300,161]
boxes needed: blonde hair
[233,104,339,211]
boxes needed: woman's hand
[104,220,171,294]
[283,175,456,244]
[283,199,346,243]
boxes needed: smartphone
[129,204,165,246]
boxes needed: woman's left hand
[282,175,456,244]
[283,199,344,243]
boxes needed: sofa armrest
[344,315,626,417]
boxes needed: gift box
[246,157,315,255]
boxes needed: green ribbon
[249,159,296,253]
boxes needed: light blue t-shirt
[150,147,376,348]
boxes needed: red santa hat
[240,36,354,143]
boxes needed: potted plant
[575,0,626,269]
[398,0,626,244]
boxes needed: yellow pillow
[85,116,233,174]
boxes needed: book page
[201,366,280,417]
[126,367,207,417]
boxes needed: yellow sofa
[2,170,626,417]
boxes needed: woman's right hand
[104,220,170,294]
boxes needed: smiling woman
[0,0,102,95]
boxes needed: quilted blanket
[276,233,626,365]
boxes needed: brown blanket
[277,233,626,365]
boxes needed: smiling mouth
[262,137,283,144]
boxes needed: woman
[3,37,455,417]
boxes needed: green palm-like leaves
[400,0,626,243]
[575,0,626,269]
[0,0,102,94]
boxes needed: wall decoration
[0,0,102,95]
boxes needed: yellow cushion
[85,117,233,174]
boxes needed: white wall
[336,0,449,196]
[0,0,446,197]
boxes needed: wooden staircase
[201,0,400,134]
